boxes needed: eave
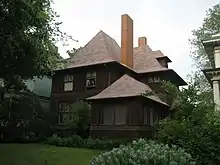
[202,35,220,68]
[202,67,220,86]
[138,69,187,86]
[156,56,172,63]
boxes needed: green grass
[0,143,100,165]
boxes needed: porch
[89,97,168,138]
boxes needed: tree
[190,4,220,69]
[154,81,220,165]
[0,0,76,91]
[189,4,220,92]
[61,102,91,138]
[0,91,50,141]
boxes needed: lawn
[0,143,101,165]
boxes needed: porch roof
[87,74,168,106]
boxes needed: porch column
[213,80,220,111]
[214,46,220,68]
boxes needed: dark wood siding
[50,62,126,124]
[90,97,168,138]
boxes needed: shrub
[46,134,85,148]
[90,139,195,165]
[0,92,50,142]
[156,111,220,165]
[60,102,91,138]
[45,134,130,150]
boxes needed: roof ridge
[101,31,113,59]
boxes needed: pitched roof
[64,31,121,69]
[133,46,169,73]
[57,30,173,74]
[87,74,168,106]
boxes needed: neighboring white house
[0,77,52,110]
[202,34,220,110]
[25,77,52,110]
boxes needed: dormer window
[154,76,160,83]
[86,72,96,89]
[64,75,73,91]
[148,76,160,83]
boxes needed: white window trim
[86,72,96,88]
[64,75,73,91]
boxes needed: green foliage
[90,139,195,165]
[190,4,220,69]
[156,111,220,165]
[45,134,130,150]
[0,0,76,91]
[63,102,91,138]
[0,91,50,141]
[47,134,85,148]
[154,80,220,164]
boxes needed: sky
[53,0,219,80]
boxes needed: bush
[45,134,130,150]
[0,92,50,142]
[90,139,195,165]
[46,134,85,148]
[156,111,220,165]
[59,102,91,138]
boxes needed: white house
[202,34,220,110]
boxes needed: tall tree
[0,0,76,90]
[190,4,220,70]
[189,3,220,92]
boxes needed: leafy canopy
[190,4,220,69]
[0,0,75,89]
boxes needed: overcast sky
[53,0,219,79]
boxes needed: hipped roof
[87,74,168,106]
[57,30,173,74]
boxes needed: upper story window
[86,72,96,89]
[64,75,73,91]
[158,59,168,68]
[148,76,160,83]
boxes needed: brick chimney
[121,14,133,68]
[138,37,147,47]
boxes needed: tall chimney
[121,14,133,68]
[138,37,147,47]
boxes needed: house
[51,14,186,138]
[0,77,52,111]
[202,34,220,110]
[25,77,52,110]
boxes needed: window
[76,98,84,103]
[148,76,160,83]
[143,107,153,125]
[115,106,126,125]
[86,72,96,89]
[158,59,168,68]
[103,105,127,125]
[58,103,73,124]
[64,75,73,91]
[153,76,160,83]
[148,77,154,83]
[103,106,114,125]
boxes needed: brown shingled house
[50,14,186,138]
